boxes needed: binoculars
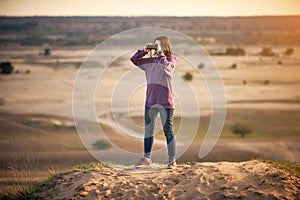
[146,43,158,50]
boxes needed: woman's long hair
[154,36,172,56]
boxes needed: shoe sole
[167,165,177,169]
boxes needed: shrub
[230,63,237,69]
[284,48,294,56]
[225,47,245,56]
[44,48,51,56]
[197,63,205,69]
[0,62,14,74]
[231,123,252,138]
[264,80,269,85]
[92,139,112,150]
[183,71,193,81]
[260,47,275,56]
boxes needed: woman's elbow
[130,57,139,66]
[130,57,136,64]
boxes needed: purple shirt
[130,50,176,108]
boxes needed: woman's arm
[157,51,176,75]
[130,49,149,67]
[130,43,153,68]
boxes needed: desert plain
[0,44,299,197]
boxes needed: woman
[130,36,177,169]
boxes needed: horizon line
[1,14,300,18]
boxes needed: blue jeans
[144,107,176,161]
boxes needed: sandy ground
[37,160,299,200]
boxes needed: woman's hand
[156,43,162,51]
[143,43,152,53]
[157,45,163,55]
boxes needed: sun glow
[0,0,299,16]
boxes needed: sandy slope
[37,160,299,200]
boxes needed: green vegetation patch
[231,123,252,138]
[183,71,193,81]
[92,139,112,150]
[74,162,106,170]
[260,159,300,178]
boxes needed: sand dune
[36,160,299,200]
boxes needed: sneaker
[167,160,177,169]
[135,157,152,166]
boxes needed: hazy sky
[0,0,300,16]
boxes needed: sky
[0,0,300,17]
